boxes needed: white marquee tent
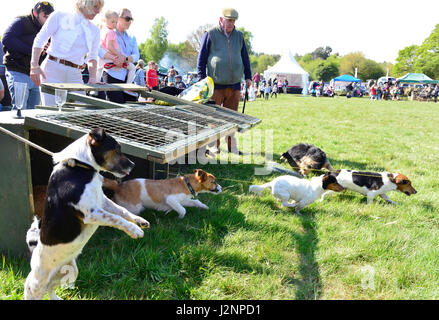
[263,50,309,94]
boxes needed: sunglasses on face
[121,16,134,22]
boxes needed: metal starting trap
[0,83,261,256]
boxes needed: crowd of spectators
[368,80,439,102]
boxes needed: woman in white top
[30,0,104,106]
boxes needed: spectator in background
[370,83,377,100]
[433,84,439,103]
[133,59,145,87]
[197,7,252,156]
[376,84,382,100]
[283,79,288,93]
[264,83,271,100]
[167,68,176,87]
[175,75,186,89]
[253,72,260,88]
[186,74,194,87]
[100,8,139,103]
[98,10,136,86]
[3,1,54,110]
[0,40,12,110]
[146,60,158,91]
[271,83,278,98]
[30,0,102,106]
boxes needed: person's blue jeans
[5,70,41,110]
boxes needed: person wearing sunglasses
[99,8,140,103]
[30,0,104,106]
[2,1,54,111]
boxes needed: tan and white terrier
[103,169,222,219]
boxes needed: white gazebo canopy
[263,49,309,94]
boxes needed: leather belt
[48,55,86,70]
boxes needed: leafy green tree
[139,17,169,63]
[339,52,366,76]
[237,27,254,55]
[251,54,277,75]
[311,46,333,60]
[315,56,340,82]
[414,24,439,79]
[393,45,418,77]
[357,59,385,81]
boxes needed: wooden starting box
[0,84,261,257]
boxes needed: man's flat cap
[222,8,239,20]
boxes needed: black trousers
[102,71,138,104]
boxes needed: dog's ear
[89,128,106,146]
[194,169,207,182]
[395,173,409,185]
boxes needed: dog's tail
[249,183,272,196]
[26,217,40,254]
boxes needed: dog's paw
[199,203,209,210]
[126,224,144,239]
[134,216,150,229]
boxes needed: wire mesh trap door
[24,106,238,164]
[173,104,261,133]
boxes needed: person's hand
[30,66,45,87]
[245,79,252,89]
[113,54,125,67]
[88,77,104,85]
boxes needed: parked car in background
[377,76,396,86]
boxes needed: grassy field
[1,94,439,300]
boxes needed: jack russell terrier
[24,128,149,300]
[281,143,335,177]
[103,169,222,219]
[320,169,417,204]
[249,172,344,214]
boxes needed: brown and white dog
[320,169,417,204]
[103,169,222,219]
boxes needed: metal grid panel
[25,106,237,161]
[142,106,228,129]
[177,105,261,128]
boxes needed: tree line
[138,18,438,82]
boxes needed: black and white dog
[321,169,417,204]
[281,143,334,177]
[24,128,149,300]
[249,173,344,214]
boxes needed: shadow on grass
[289,211,322,300]
[5,163,327,300]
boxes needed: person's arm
[127,36,140,64]
[87,28,101,84]
[29,47,45,86]
[88,59,98,84]
[0,81,4,102]
[197,32,210,81]
[2,18,33,56]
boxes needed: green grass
[2,95,439,300]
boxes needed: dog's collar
[61,158,96,172]
[184,176,197,197]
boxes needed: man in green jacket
[197,8,252,156]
